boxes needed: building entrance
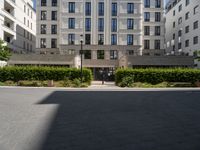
[91,68,115,81]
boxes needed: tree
[0,39,11,61]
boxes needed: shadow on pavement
[37,91,200,150]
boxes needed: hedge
[115,68,200,85]
[0,66,92,83]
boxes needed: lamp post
[80,35,83,83]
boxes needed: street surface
[0,87,200,150]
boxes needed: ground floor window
[97,50,104,59]
[84,50,91,59]
[127,50,134,55]
[110,50,118,60]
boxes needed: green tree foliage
[0,39,11,61]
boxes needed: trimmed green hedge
[0,66,92,83]
[115,68,200,85]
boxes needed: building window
[69,18,75,29]
[51,25,57,34]
[185,12,189,20]
[144,12,150,22]
[178,17,182,24]
[173,33,175,39]
[144,40,150,49]
[178,30,182,37]
[173,22,175,28]
[186,0,190,6]
[178,4,182,12]
[155,26,160,36]
[98,2,104,16]
[193,36,198,45]
[173,45,175,51]
[41,11,47,20]
[173,10,175,16]
[155,12,161,22]
[84,50,91,59]
[194,5,199,14]
[112,3,117,16]
[69,2,75,13]
[144,0,150,8]
[111,18,117,32]
[155,0,161,8]
[85,2,91,16]
[144,26,150,35]
[68,34,75,45]
[24,5,26,13]
[41,0,46,6]
[27,32,29,39]
[178,42,182,50]
[185,26,189,33]
[40,38,46,48]
[155,40,160,49]
[193,21,198,30]
[85,34,91,45]
[127,19,134,29]
[85,18,91,31]
[41,24,46,34]
[51,11,57,20]
[23,41,26,49]
[98,18,104,32]
[98,34,104,45]
[24,30,26,37]
[68,49,75,55]
[51,39,57,48]
[52,0,57,6]
[97,50,104,59]
[110,50,118,60]
[127,50,134,55]
[111,34,117,45]
[127,3,134,14]
[27,8,30,16]
[185,40,189,47]
[127,34,133,45]
[27,43,29,51]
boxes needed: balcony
[2,17,16,39]
[5,0,16,8]
[2,0,15,20]
[3,30,15,46]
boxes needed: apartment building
[36,0,165,79]
[0,0,36,53]
[143,0,165,55]
[165,0,200,56]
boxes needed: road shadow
[37,91,200,150]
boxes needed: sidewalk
[89,81,120,89]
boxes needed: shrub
[62,77,72,87]
[80,83,89,88]
[119,76,134,87]
[115,68,200,85]
[72,78,81,87]
[0,66,92,84]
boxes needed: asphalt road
[0,87,200,150]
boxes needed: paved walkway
[89,81,120,89]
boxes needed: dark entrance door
[92,68,115,81]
